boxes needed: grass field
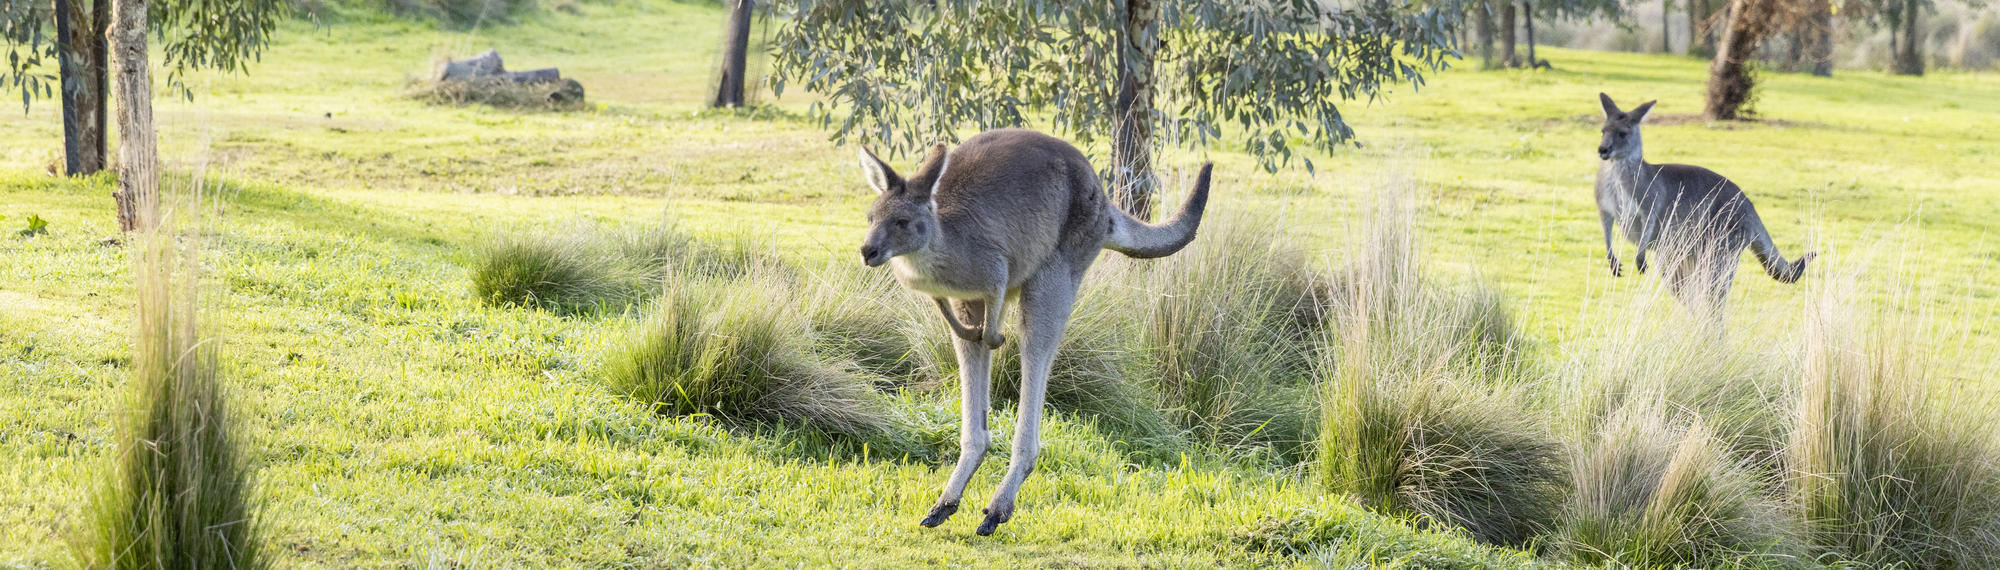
[3,0,1998,567]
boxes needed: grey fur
[1595,93,1815,314]
[857,129,1212,535]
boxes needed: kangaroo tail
[1746,211,1814,284]
[1104,163,1212,258]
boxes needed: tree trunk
[1522,1,1539,67]
[1809,0,1833,76]
[1705,0,1777,120]
[1689,0,1705,55]
[711,0,754,108]
[1501,2,1518,67]
[1784,28,1804,71]
[1894,0,1924,75]
[1662,0,1673,53]
[1113,0,1159,220]
[54,0,108,176]
[111,0,156,233]
[1477,1,1495,68]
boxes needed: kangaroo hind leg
[976,267,1079,536]
[922,320,994,528]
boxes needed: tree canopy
[770,0,1461,173]
[1,0,286,109]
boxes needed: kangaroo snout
[1598,146,1611,160]
[860,245,887,267]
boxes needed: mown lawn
[2,0,1996,566]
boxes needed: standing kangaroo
[856,129,1211,535]
[1595,93,1814,313]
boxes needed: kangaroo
[856,128,1211,535]
[1594,93,1814,314]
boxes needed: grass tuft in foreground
[603,270,908,445]
[1316,181,1564,547]
[1135,215,1323,457]
[471,228,640,313]
[71,191,261,569]
[1789,265,2000,567]
[1552,403,1797,568]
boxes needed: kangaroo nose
[1597,146,1610,159]
[860,246,881,265]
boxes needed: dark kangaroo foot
[975,506,1012,536]
[919,501,959,528]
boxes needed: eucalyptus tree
[770,0,1460,219]
[712,0,754,107]
[4,0,284,230]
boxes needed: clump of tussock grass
[472,221,787,314]
[1557,294,1797,468]
[1787,263,2000,567]
[72,187,260,569]
[801,264,929,386]
[1316,178,1563,547]
[407,76,586,111]
[471,228,641,313]
[1132,214,1326,456]
[1551,403,1797,568]
[602,271,908,445]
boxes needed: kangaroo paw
[952,327,983,342]
[982,330,1006,350]
[975,506,1013,536]
[919,501,959,528]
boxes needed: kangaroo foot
[982,330,1006,350]
[975,505,1013,536]
[919,501,959,528]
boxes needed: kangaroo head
[857,143,950,267]
[1597,93,1656,161]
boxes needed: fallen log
[434,49,505,82]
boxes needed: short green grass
[3,0,1999,566]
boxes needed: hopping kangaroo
[1595,93,1814,312]
[856,129,1211,535]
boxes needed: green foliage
[16,213,47,237]
[0,0,54,109]
[71,205,259,569]
[1,0,289,107]
[1552,405,1797,568]
[769,0,1460,170]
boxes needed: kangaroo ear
[1629,100,1657,123]
[1599,92,1621,118]
[912,142,950,199]
[857,146,900,194]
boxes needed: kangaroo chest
[1597,161,1652,244]
[889,252,990,300]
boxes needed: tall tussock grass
[472,221,784,314]
[73,188,260,568]
[1316,179,1562,547]
[1788,265,2000,567]
[1134,216,1325,454]
[1559,293,1796,469]
[603,272,907,444]
[1552,404,1797,567]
